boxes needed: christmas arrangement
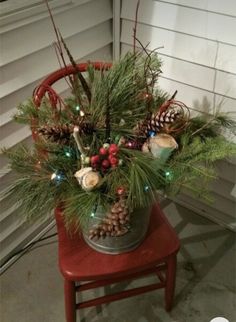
[3,4,236,242]
[3,48,236,240]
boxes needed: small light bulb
[165,170,173,181]
[65,152,71,157]
[51,171,65,184]
[148,130,156,137]
[90,212,95,218]
[75,105,80,111]
[51,173,57,180]
[144,185,150,192]
[119,118,125,126]
[80,110,85,117]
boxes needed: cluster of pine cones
[89,199,130,240]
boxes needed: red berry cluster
[90,143,120,172]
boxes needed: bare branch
[59,31,92,104]
[133,0,141,54]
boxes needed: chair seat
[55,204,180,281]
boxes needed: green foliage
[165,135,236,200]
[3,49,236,232]
[3,146,65,220]
[89,52,162,129]
[186,112,236,138]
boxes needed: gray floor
[0,201,235,322]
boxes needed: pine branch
[105,92,111,142]
[189,112,236,137]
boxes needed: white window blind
[0,0,113,269]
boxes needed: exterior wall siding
[121,0,236,231]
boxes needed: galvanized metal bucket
[82,206,151,255]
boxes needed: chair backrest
[31,62,112,141]
[33,62,112,107]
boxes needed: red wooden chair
[55,204,179,322]
[33,64,180,322]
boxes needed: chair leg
[165,255,177,311]
[64,280,76,322]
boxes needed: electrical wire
[0,232,58,272]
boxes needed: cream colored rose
[142,134,178,162]
[74,167,101,191]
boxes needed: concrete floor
[0,201,235,322]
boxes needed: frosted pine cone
[136,109,180,136]
[136,98,189,137]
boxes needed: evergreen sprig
[165,135,236,200]
[2,49,236,232]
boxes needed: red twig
[159,91,178,114]
[44,0,75,92]
[133,0,140,54]
[134,36,163,80]
[58,31,91,104]
[53,42,73,91]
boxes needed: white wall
[121,0,236,230]
[0,0,113,266]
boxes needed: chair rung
[156,271,165,283]
[76,282,165,309]
[76,264,167,292]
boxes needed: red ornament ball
[109,156,118,166]
[108,143,119,156]
[90,155,100,165]
[101,159,110,169]
[108,154,113,162]
[117,187,125,195]
[99,147,108,156]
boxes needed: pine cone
[136,99,189,137]
[148,109,180,132]
[39,123,94,144]
[80,122,94,135]
[39,124,73,144]
[137,109,180,136]
[89,199,130,240]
